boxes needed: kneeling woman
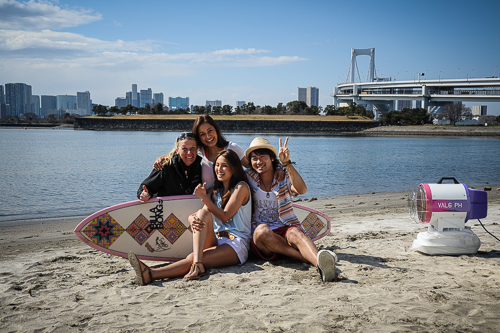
[129,150,251,284]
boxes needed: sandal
[184,262,209,280]
[128,251,152,286]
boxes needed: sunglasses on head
[177,132,196,141]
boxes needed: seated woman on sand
[129,149,252,283]
[137,132,202,201]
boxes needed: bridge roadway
[331,77,500,112]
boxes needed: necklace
[260,180,272,198]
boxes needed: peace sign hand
[278,137,290,164]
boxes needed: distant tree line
[91,100,375,118]
[89,101,500,126]
[379,108,432,126]
[323,102,374,118]
[0,112,79,125]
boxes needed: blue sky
[1,0,499,114]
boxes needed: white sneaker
[317,250,338,282]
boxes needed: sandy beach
[1,186,499,332]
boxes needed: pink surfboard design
[74,196,331,262]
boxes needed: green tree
[92,104,108,116]
[247,102,256,114]
[153,103,163,114]
[239,103,248,114]
[222,104,233,115]
[304,105,320,115]
[380,108,431,125]
[212,105,222,115]
[119,105,130,115]
[108,106,119,115]
[276,102,285,115]
[261,105,276,115]
[286,100,307,114]
[206,105,212,114]
[324,105,338,116]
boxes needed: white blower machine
[408,177,487,255]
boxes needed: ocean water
[1,128,499,222]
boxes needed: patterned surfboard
[74,196,331,262]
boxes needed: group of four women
[129,115,255,284]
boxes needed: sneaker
[317,250,338,282]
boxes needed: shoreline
[359,125,500,137]
[1,187,499,331]
[1,183,497,226]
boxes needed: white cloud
[0,29,157,53]
[0,30,307,69]
[0,0,102,30]
[0,10,308,107]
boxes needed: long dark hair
[211,150,248,209]
[192,115,229,149]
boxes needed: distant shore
[71,115,500,136]
[2,116,499,136]
[359,125,500,137]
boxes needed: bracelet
[282,161,294,167]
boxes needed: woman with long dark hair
[129,150,252,284]
[154,115,249,188]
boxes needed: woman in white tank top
[129,150,251,284]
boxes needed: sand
[1,186,499,332]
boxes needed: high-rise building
[237,101,246,107]
[140,88,152,107]
[298,86,319,107]
[5,83,32,117]
[472,105,487,116]
[41,95,57,118]
[115,97,127,108]
[0,85,4,104]
[77,91,92,116]
[31,95,40,116]
[0,104,10,119]
[298,88,307,104]
[206,100,222,107]
[57,95,77,111]
[153,93,164,106]
[169,97,189,110]
[132,84,138,107]
[125,91,133,106]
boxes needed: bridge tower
[349,48,376,83]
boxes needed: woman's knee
[189,208,212,224]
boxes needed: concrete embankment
[359,125,500,137]
[73,117,379,133]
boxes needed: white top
[199,141,245,188]
[251,176,293,230]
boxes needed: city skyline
[0,0,499,115]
